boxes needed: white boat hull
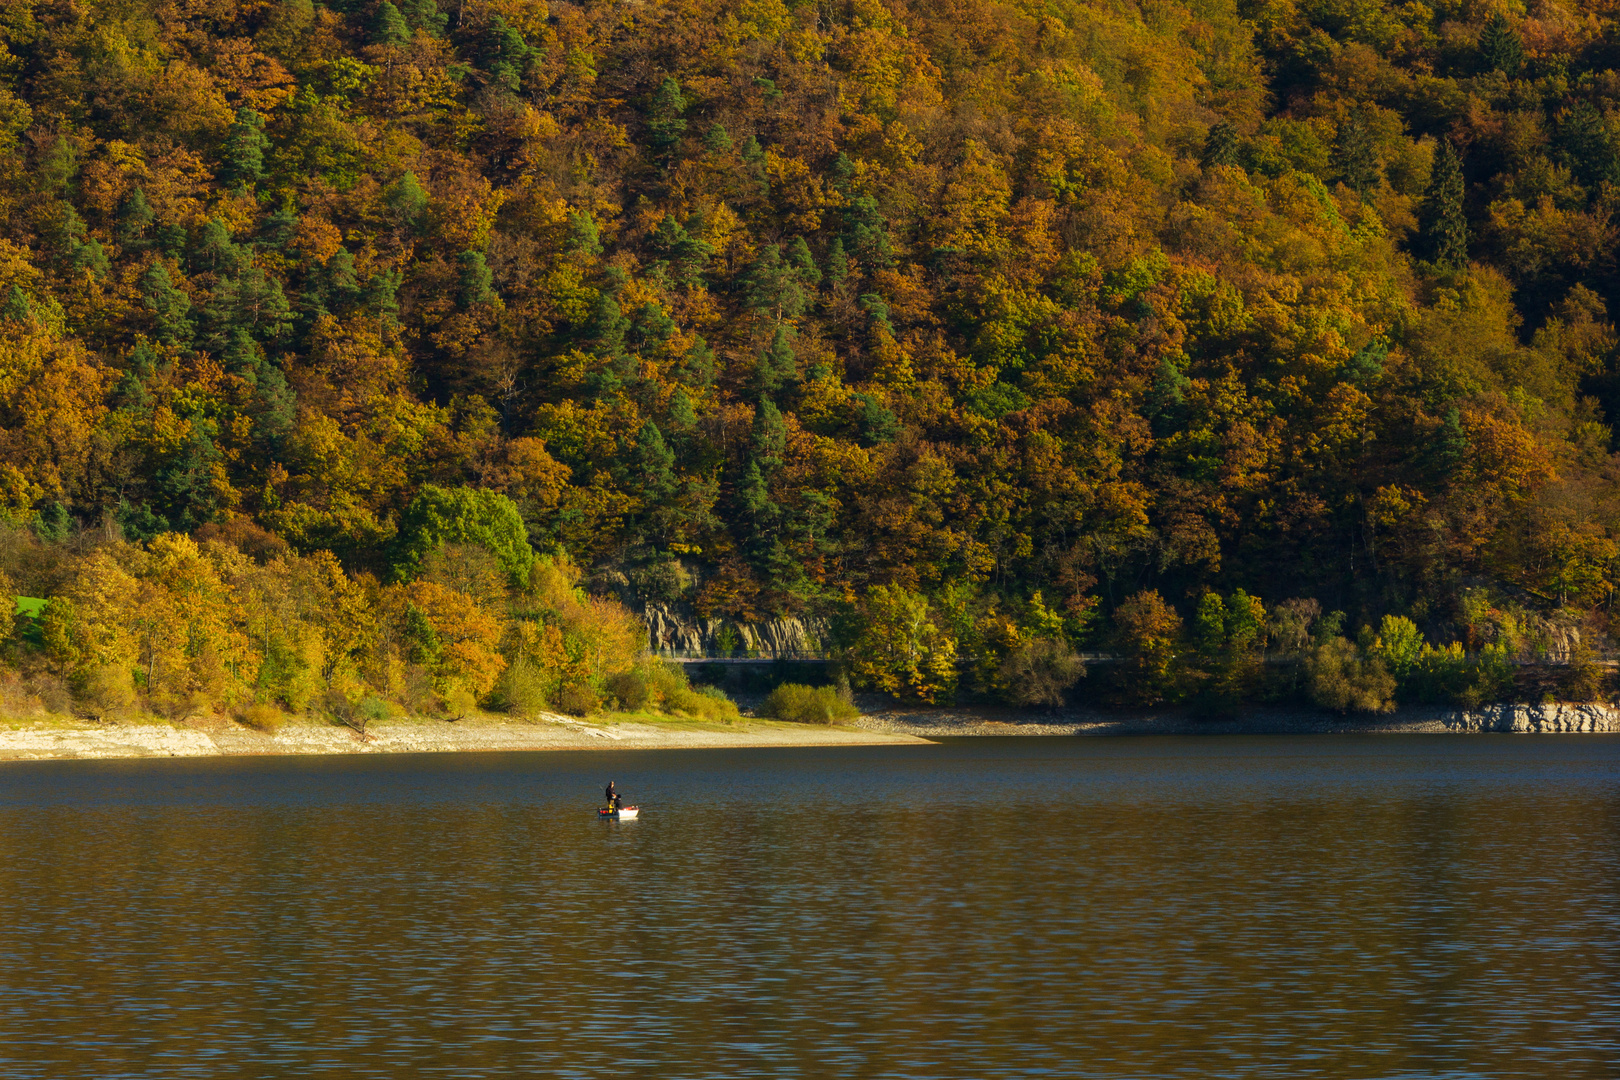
[598,805,639,820]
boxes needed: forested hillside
[2,0,1619,717]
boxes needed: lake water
[2,736,1619,1078]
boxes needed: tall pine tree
[220,107,268,188]
[1479,14,1522,77]
[1420,141,1468,272]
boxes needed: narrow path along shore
[855,701,1620,737]
[0,713,931,761]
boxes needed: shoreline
[7,700,1617,761]
[855,701,1620,737]
[0,712,932,762]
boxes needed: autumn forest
[0,0,1617,721]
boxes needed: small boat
[598,805,639,820]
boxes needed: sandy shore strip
[855,701,1620,737]
[0,713,932,761]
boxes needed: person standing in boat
[604,780,621,810]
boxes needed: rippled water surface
[3,736,1620,1078]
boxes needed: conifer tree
[568,211,603,256]
[680,338,714,388]
[753,327,798,396]
[403,0,447,36]
[647,77,687,153]
[118,187,154,247]
[365,267,401,326]
[481,17,530,92]
[842,195,893,268]
[591,291,629,357]
[785,237,820,288]
[1200,120,1240,170]
[743,246,808,321]
[140,264,193,347]
[651,215,714,285]
[824,239,850,291]
[751,398,787,467]
[372,1,411,47]
[190,218,241,275]
[630,422,677,506]
[457,250,494,307]
[704,124,733,153]
[668,386,696,431]
[1479,13,1523,77]
[1335,110,1379,195]
[324,249,362,309]
[2,285,31,324]
[1420,141,1468,271]
[220,107,269,188]
[1558,102,1620,190]
[386,171,429,228]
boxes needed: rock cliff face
[1442,703,1618,733]
[640,603,830,658]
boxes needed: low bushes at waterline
[604,661,740,722]
[762,683,860,725]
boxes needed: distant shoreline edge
[8,702,1616,761]
[855,702,1620,737]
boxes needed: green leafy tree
[391,485,536,584]
[842,584,958,703]
[1191,590,1266,711]
[1306,638,1395,713]
[1373,615,1424,679]
[386,171,429,228]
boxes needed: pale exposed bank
[0,713,930,761]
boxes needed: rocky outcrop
[1440,703,1619,733]
[640,603,830,658]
